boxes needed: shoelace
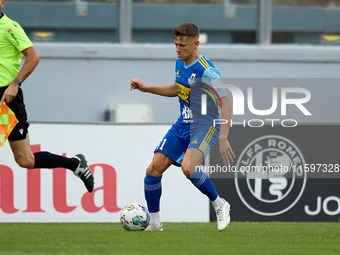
[216,208,224,221]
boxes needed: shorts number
[157,139,167,150]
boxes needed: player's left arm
[217,96,235,166]
[202,66,235,165]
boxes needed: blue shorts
[154,123,219,167]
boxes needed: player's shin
[144,174,162,227]
[188,167,218,201]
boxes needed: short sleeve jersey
[175,54,227,130]
[0,13,33,87]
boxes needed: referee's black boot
[73,154,94,193]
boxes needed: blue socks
[188,170,218,201]
[144,170,218,214]
[144,175,162,213]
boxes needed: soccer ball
[120,203,150,231]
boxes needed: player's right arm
[130,79,177,97]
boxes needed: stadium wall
[23,43,340,124]
[5,2,340,44]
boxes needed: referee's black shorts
[0,86,30,141]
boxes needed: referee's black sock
[33,151,79,171]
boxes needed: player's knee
[181,162,191,178]
[146,164,162,177]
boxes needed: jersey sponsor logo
[175,70,180,77]
[211,78,222,87]
[182,105,193,120]
[188,73,196,85]
[8,30,20,46]
[192,140,198,144]
[176,82,191,104]
[235,135,307,216]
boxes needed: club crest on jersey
[188,73,196,85]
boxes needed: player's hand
[0,83,19,105]
[130,79,149,92]
[219,137,235,166]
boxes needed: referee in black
[0,0,94,192]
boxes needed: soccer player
[0,0,94,192]
[130,23,235,231]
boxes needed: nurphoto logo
[200,80,312,128]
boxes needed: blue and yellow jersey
[175,54,227,130]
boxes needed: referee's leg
[9,134,35,169]
[9,133,94,193]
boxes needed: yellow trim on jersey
[202,57,211,68]
[198,57,210,69]
[176,82,191,104]
[199,126,216,152]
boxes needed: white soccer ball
[120,203,150,231]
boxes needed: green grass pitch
[0,222,339,255]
